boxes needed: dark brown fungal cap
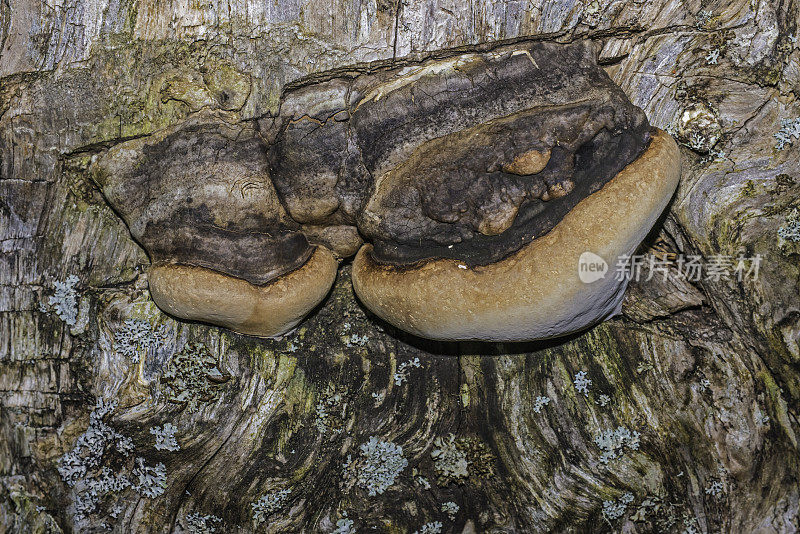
[264,79,370,256]
[92,110,311,286]
[265,80,352,224]
[349,41,651,266]
[267,41,650,267]
[361,104,651,267]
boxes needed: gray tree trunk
[1,0,799,533]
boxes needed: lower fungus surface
[148,246,338,337]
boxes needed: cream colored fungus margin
[149,247,338,337]
[352,129,681,341]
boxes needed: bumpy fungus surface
[353,130,680,341]
[93,41,680,340]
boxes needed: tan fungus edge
[149,246,338,337]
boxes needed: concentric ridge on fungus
[93,40,681,340]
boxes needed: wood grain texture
[1,0,799,532]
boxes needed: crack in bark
[392,0,402,62]
[282,26,643,92]
[61,133,152,158]
[169,391,251,530]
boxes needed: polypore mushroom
[92,110,337,337]
[350,42,681,341]
[92,41,679,342]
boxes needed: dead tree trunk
[1,0,799,532]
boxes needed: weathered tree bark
[1,1,799,533]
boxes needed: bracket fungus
[93,41,680,341]
[92,111,338,337]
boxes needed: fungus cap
[351,129,681,341]
[91,110,339,338]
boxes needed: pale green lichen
[594,426,641,464]
[394,357,422,386]
[150,423,180,451]
[114,319,169,363]
[705,48,720,64]
[573,370,592,397]
[413,521,443,534]
[355,437,408,496]
[315,385,347,434]
[704,480,725,498]
[682,515,700,533]
[602,492,634,521]
[315,400,332,433]
[345,333,369,347]
[251,488,291,523]
[431,434,469,484]
[695,9,715,29]
[58,398,135,524]
[131,457,166,498]
[777,209,800,242]
[533,396,550,413]
[185,513,222,533]
[49,275,80,326]
[58,399,133,487]
[331,514,355,534]
[441,501,459,520]
[774,118,800,149]
[58,398,167,526]
[161,342,229,411]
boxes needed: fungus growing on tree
[350,42,680,341]
[93,41,680,341]
[92,111,337,337]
